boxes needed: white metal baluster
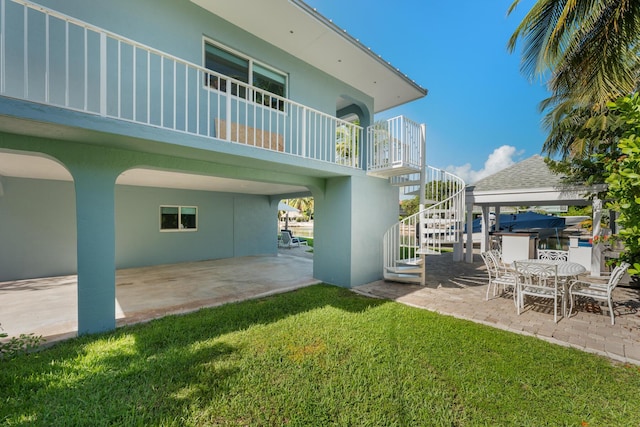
[131,46,138,122]
[0,0,4,94]
[254,92,259,147]
[206,72,211,137]
[352,126,357,168]
[64,20,68,106]
[172,59,176,129]
[184,63,188,132]
[99,32,106,116]
[275,101,280,150]
[146,49,150,124]
[44,13,49,103]
[160,56,164,127]
[196,69,200,135]
[264,97,269,149]
[315,114,320,160]
[267,98,271,149]
[117,40,121,118]
[311,112,316,159]
[225,81,231,141]
[246,87,251,145]
[83,27,87,111]
[23,4,27,98]
[215,78,221,138]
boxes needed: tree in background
[400,197,419,218]
[508,0,640,160]
[287,197,314,221]
[602,95,640,276]
[399,180,460,218]
[508,0,640,273]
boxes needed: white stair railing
[383,167,465,284]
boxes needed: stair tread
[386,266,423,274]
[418,249,442,255]
[384,273,424,284]
[395,257,423,266]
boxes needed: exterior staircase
[366,117,466,285]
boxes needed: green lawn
[2,284,639,426]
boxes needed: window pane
[161,207,179,230]
[205,43,248,96]
[253,63,285,97]
[180,207,197,229]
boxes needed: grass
[2,284,640,426]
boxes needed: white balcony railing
[366,115,422,177]
[0,0,362,168]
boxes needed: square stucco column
[73,168,118,335]
[314,175,398,288]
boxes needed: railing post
[1,0,5,94]
[301,106,307,157]
[23,3,28,99]
[99,32,107,116]
[225,80,232,141]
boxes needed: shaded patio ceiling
[0,152,308,195]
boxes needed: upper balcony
[0,0,364,169]
[0,0,422,178]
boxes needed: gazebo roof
[466,155,603,207]
[472,155,565,192]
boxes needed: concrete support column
[71,166,119,335]
[480,206,491,252]
[313,175,397,287]
[465,203,474,263]
[494,206,501,234]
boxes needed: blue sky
[304,0,550,183]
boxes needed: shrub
[0,323,44,360]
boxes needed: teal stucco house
[0,0,464,335]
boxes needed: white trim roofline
[290,0,428,97]
[468,185,606,206]
[189,0,428,113]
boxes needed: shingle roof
[471,155,566,191]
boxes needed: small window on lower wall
[160,206,198,232]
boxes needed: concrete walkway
[354,253,640,365]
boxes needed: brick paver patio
[354,253,640,365]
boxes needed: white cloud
[445,145,519,184]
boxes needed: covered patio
[1,250,318,343]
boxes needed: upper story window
[204,41,287,111]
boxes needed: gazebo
[462,155,607,276]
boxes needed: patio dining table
[515,258,587,317]
[516,258,587,278]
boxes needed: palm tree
[508,0,640,107]
[335,120,361,167]
[287,198,314,221]
[507,0,640,158]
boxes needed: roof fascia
[289,0,427,97]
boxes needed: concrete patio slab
[0,250,318,343]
